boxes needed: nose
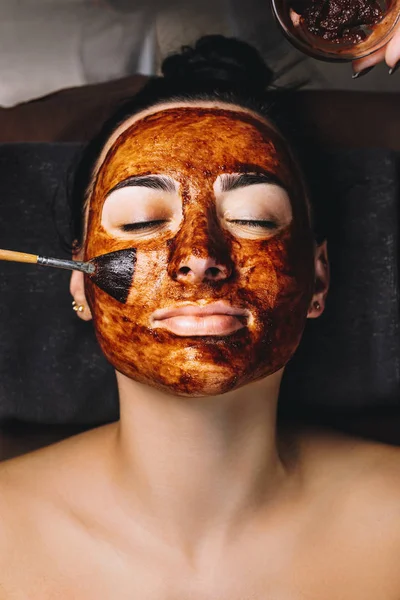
[168,211,233,284]
[176,255,230,283]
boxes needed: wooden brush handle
[0,249,38,264]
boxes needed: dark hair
[67,35,326,249]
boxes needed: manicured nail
[352,66,375,79]
[389,60,400,75]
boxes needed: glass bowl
[270,0,400,61]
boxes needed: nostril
[174,259,231,282]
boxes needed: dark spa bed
[0,77,399,459]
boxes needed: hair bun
[161,35,274,93]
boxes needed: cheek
[234,230,314,314]
[126,249,169,307]
[237,251,281,307]
[84,276,146,382]
[86,247,169,322]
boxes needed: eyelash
[120,220,167,232]
[227,219,278,229]
[119,218,278,233]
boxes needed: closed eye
[227,219,278,229]
[120,220,168,232]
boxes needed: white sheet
[0,0,154,106]
[2,0,391,108]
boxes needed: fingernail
[389,60,400,75]
[352,66,375,79]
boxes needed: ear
[70,245,92,322]
[307,239,329,319]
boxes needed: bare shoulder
[276,426,400,595]
[295,425,400,544]
[294,424,400,493]
[0,425,117,595]
[297,424,400,476]
[0,421,113,478]
[0,423,116,537]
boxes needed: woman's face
[83,103,316,396]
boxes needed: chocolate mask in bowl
[271,0,400,61]
[84,105,316,397]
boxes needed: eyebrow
[220,173,285,192]
[109,175,177,194]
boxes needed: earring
[313,300,321,311]
[72,300,84,313]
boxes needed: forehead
[97,101,280,163]
[94,102,299,192]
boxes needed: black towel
[0,143,397,424]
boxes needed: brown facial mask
[84,106,315,396]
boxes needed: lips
[150,301,250,336]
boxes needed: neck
[110,370,299,554]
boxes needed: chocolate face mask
[84,106,315,396]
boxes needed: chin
[105,333,293,398]
[115,359,244,397]
[156,367,242,397]
[129,360,284,397]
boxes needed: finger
[385,25,400,69]
[352,46,386,75]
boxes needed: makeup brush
[0,249,95,274]
[0,248,137,304]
